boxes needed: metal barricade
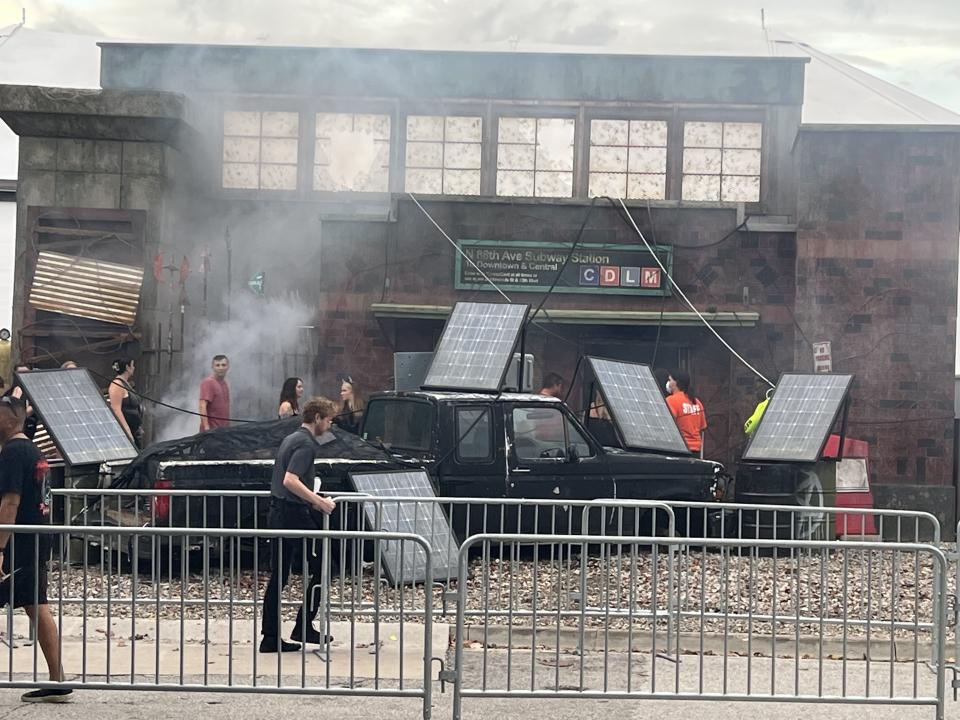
[0,524,435,719]
[660,501,945,670]
[49,489,675,621]
[452,533,948,720]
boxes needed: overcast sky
[1,0,959,112]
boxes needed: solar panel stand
[515,323,527,392]
[833,396,851,462]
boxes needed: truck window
[362,399,434,452]
[565,417,594,459]
[455,407,493,462]
[512,407,566,460]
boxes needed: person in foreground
[260,397,338,653]
[0,397,70,702]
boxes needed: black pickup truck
[102,390,723,541]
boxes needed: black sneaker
[291,625,334,645]
[21,688,73,703]
[259,636,301,653]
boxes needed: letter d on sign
[600,266,620,287]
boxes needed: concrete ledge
[458,624,939,662]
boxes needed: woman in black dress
[277,377,304,419]
[108,358,143,447]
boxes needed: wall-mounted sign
[455,240,672,296]
[813,341,832,373]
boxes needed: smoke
[152,293,314,442]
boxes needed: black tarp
[110,419,397,490]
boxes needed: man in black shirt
[260,397,338,653]
[0,397,70,702]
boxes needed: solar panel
[17,369,138,466]
[743,373,853,463]
[587,357,691,455]
[348,470,459,584]
[422,302,529,392]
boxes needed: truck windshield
[362,399,434,453]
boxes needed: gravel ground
[43,542,950,641]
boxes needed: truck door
[437,403,506,538]
[506,404,613,506]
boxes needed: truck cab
[361,390,723,533]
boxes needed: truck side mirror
[567,443,580,463]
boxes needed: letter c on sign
[580,265,599,286]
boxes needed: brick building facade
[0,44,957,523]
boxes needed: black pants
[260,499,324,638]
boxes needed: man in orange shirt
[665,370,707,455]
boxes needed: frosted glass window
[497,117,574,198]
[404,115,482,195]
[682,121,762,202]
[588,119,667,200]
[222,111,299,191]
[314,113,391,192]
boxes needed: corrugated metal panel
[29,251,144,326]
[32,423,62,462]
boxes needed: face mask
[665,382,673,394]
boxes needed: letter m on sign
[641,267,661,289]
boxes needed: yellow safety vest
[744,398,769,436]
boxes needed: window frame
[311,101,398,196]
[676,108,767,206]
[360,397,436,454]
[399,102,490,198]
[454,404,495,464]
[218,97,309,199]
[493,106,580,199]
[583,107,674,202]
[510,404,595,463]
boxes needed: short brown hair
[301,396,338,423]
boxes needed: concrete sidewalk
[1,617,446,685]
[0,647,954,720]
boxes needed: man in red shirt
[199,355,231,431]
[665,370,707,455]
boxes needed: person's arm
[278,401,293,419]
[0,491,20,568]
[282,472,336,514]
[199,400,210,431]
[108,381,134,441]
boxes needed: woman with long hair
[334,375,364,434]
[665,370,707,455]
[108,358,143,447]
[277,377,304,419]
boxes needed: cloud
[29,1,106,35]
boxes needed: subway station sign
[455,240,672,296]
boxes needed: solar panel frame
[421,301,530,393]
[348,469,459,585]
[743,372,854,463]
[16,369,139,467]
[586,356,692,456]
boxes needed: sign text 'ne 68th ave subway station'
[455,240,673,296]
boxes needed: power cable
[525,197,599,329]
[607,197,775,388]
[406,193,582,352]
[407,193,511,303]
